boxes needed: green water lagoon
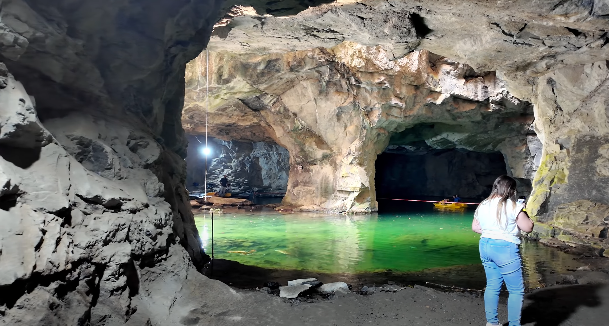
[194,209,481,274]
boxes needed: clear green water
[194,208,482,274]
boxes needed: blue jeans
[479,238,525,326]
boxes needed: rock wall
[185,135,289,194]
[521,61,609,255]
[0,0,225,324]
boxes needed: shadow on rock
[521,283,603,326]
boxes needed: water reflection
[195,211,581,288]
[195,211,481,274]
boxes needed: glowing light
[200,146,211,156]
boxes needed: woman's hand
[516,210,534,233]
[472,218,482,234]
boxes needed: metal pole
[211,210,214,276]
[204,49,209,202]
[204,156,208,202]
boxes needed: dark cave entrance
[375,145,508,211]
[185,135,289,203]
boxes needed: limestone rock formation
[1,0,224,324]
[1,0,609,323]
[183,47,536,212]
[531,200,609,257]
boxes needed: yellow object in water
[433,202,468,209]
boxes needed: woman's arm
[472,218,482,234]
[516,210,534,233]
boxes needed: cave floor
[198,252,609,326]
[189,275,609,326]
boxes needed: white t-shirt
[475,197,525,244]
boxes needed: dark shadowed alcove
[375,144,508,202]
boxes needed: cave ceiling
[209,0,609,82]
[182,0,609,154]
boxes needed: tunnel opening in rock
[375,145,508,206]
[375,117,541,212]
[185,135,289,204]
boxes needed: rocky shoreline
[183,262,609,326]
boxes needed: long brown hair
[475,175,517,228]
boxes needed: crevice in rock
[565,27,583,37]
[0,184,20,211]
[546,77,564,112]
[491,22,514,38]
[238,94,271,111]
[0,261,87,310]
[52,207,73,227]
[75,194,105,206]
[409,13,432,38]
[102,198,123,212]
[125,259,140,298]
[0,144,41,169]
[89,264,106,308]
[33,229,47,252]
[551,0,571,12]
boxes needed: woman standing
[472,175,534,326]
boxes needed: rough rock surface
[0,0,224,324]
[205,197,253,206]
[530,200,609,257]
[1,0,609,323]
[186,135,288,195]
[212,0,609,76]
[183,48,536,212]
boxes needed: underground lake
[194,202,580,290]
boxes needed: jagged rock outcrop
[186,135,289,195]
[531,200,609,256]
[212,0,609,76]
[0,0,224,324]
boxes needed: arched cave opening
[375,145,508,211]
[185,135,289,203]
[375,119,540,212]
